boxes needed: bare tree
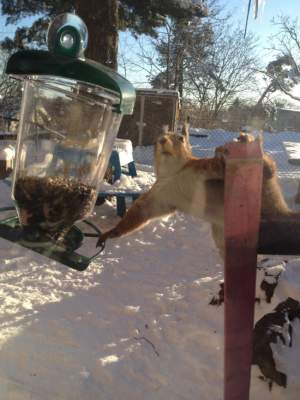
[118,34,164,86]
[257,16,300,104]
[118,1,258,125]
[0,50,21,130]
[118,0,220,93]
[151,17,213,98]
[1,0,207,70]
[185,21,258,122]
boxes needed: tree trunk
[256,82,274,106]
[178,56,184,99]
[75,0,118,69]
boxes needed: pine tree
[0,0,207,69]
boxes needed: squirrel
[97,129,291,257]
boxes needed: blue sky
[117,0,300,86]
[1,1,299,52]
[0,1,299,55]
[1,0,300,88]
[220,0,300,45]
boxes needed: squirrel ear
[257,133,263,146]
[237,132,256,143]
[182,116,190,137]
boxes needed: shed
[274,108,300,132]
[117,88,180,146]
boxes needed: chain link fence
[133,128,300,210]
[133,128,300,178]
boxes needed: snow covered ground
[0,130,300,399]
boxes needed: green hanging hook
[6,13,136,114]
[47,13,88,58]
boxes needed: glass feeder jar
[6,13,135,240]
[12,76,122,238]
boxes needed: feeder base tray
[0,216,93,271]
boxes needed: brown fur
[181,116,190,147]
[217,133,290,216]
[154,133,192,178]
[98,132,291,257]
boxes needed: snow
[1,129,300,399]
[112,138,134,166]
[100,166,155,194]
[283,141,300,163]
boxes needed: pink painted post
[223,138,263,400]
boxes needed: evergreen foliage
[0,0,207,68]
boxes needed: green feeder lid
[5,13,135,115]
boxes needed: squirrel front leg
[97,183,175,246]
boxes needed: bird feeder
[0,13,135,270]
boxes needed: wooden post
[259,215,300,255]
[224,138,263,400]
[136,95,146,146]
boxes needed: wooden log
[258,214,300,255]
[224,138,263,400]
